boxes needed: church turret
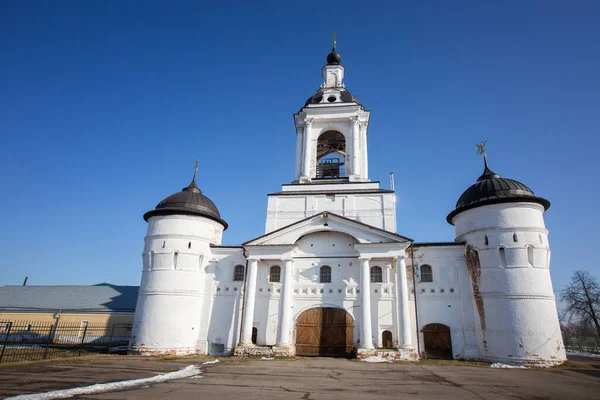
[294,41,371,183]
[130,161,227,355]
[447,151,566,366]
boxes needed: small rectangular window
[233,265,245,281]
[320,266,332,283]
[78,321,89,338]
[420,265,433,282]
[269,266,281,283]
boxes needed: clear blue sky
[1,1,598,295]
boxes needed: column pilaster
[397,255,414,351]
[359,257,373,349]
[301,118,312,180]
[360,122,368,179]
[240,259,259,345]
[277,259,294,347]
[294,127,303,182]
[351,117,360,179]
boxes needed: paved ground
[1,355,599,399]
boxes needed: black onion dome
[144,176,228,229]
[446,158,550,225]
[304,88,360,106]
[327,47,341,65]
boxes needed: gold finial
[332,31,338,49]
[476,140,487,157]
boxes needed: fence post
[78,324,88,356]
[0,322,13,363]
[107,324,116,354]
[43,324,54,360]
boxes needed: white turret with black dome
[130,163,227,355]
[448,155,566,366]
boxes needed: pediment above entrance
[243,212,412,246]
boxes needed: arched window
[420,265,433,282]
[370,266,383,283]
[316,131,346,179]
[382,330,393,348]
[269,265,281,283]
[233,265,245,281]
[499,247,507,268]
[320,266,331,283]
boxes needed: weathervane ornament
[191,158,199,183]
[476,140,488,157]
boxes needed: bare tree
[561,270,600,339]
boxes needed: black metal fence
[563,335,600,354]
[561,324,600,355]
[0,321,132,363]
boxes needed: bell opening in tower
[316,130,346,180]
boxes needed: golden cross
[194,158,199,174]
[332,31,338,48]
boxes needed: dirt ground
[0,355,599,399]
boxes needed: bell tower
[293,42,371,183]
[265,42,397,234]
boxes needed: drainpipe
[411,244,421,356]
[238,248,250,344]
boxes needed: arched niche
[295,230,358,257]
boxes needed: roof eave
[446,196,551,225]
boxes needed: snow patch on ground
[361,355,392,363]
[490,363,527,369]
[567,351,600,358]
[5,365,202,400]
[261,357,274,360]
[202,359,220,365]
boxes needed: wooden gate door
[296,307,354,357]
[422,323,453,359]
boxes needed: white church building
[130,46,566,365]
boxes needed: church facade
[129,47,566,365]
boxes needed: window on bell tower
[316,131,346,179]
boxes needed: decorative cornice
[480,292,555,300]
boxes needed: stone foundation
[356,347,419,361]
[234,345,274,358]
[272,345,296,357]
[128,346,204,356]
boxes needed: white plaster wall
[130,215,224,355]
[205,248,246,355]
[453,203,566,365]
[410,245,478,359]
[266,189,396,233]
[453,202,546,238]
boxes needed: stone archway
[295,307,354,357]
[422,323,453,359]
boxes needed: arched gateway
[422,323,452,359]
[295,307,354,357]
